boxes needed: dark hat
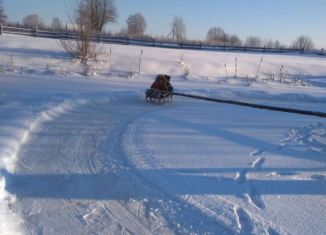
[164,75,171,80]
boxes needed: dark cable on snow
[172,92,326,118]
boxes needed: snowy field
[0,34,325,235]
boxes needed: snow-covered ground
[0,34,325,235]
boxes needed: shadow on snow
[2,167,326,200]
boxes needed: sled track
[9,94,166,234]
[11,93,233,234]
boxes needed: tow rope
[172,92,326,118]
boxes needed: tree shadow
[3,166,326,201]
[159,114,325,163]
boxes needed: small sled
[145,88,173,103]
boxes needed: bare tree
[116,27,128,36]
[229,34,242,46]
[170,16,186,42]
[292,35,314,50]
[0,0,7,24]
[127,13,146,37]
[23,14,44,28]
[262,39,285,49]
[206,27,228,44]
[51,17,62,30]
[60,1,106,75]
[245,36,262,47]
[263,39,274,48]
[77,0,117,32]
[273,40,282,49]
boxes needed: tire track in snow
[0,98,89,235]
[124,100,286,235]
[67,99,167,234]
[10,94,165,234]
[124,110,242,235]
[72,124,155,235]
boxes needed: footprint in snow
[235,169,247,184]
[266,226,281,235]
[233,206,254,234]
[251,157,265,170]
[245,187,265,210]
[250,148,265,156]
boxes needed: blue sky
[3,0,326,48]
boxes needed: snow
[0,34,325,235]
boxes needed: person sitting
[150,74,171,92]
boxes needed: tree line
[0,0,316,51]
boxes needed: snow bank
[1,34,326,81]
[0,173,23,235]
[0,98,91,234]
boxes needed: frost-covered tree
[206,27,228,44]
[51,17,62,30]
[292,35,314,50]
[170,16,186,42]
[127,13,146,37]
[77,0,117,32]
[23,14,44,28]
[0,0,7,24]
[245,36,262,47]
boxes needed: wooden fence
[1,25,325,56]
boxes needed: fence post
[109,48,112,76]
[138,49,143,74]
[34,26,38,37]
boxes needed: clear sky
[3,0,326,48]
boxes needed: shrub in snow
[60,0,117,76]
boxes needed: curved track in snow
[9,92,173,234]
[6,90,326,235]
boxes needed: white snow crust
[0,34,325,235]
